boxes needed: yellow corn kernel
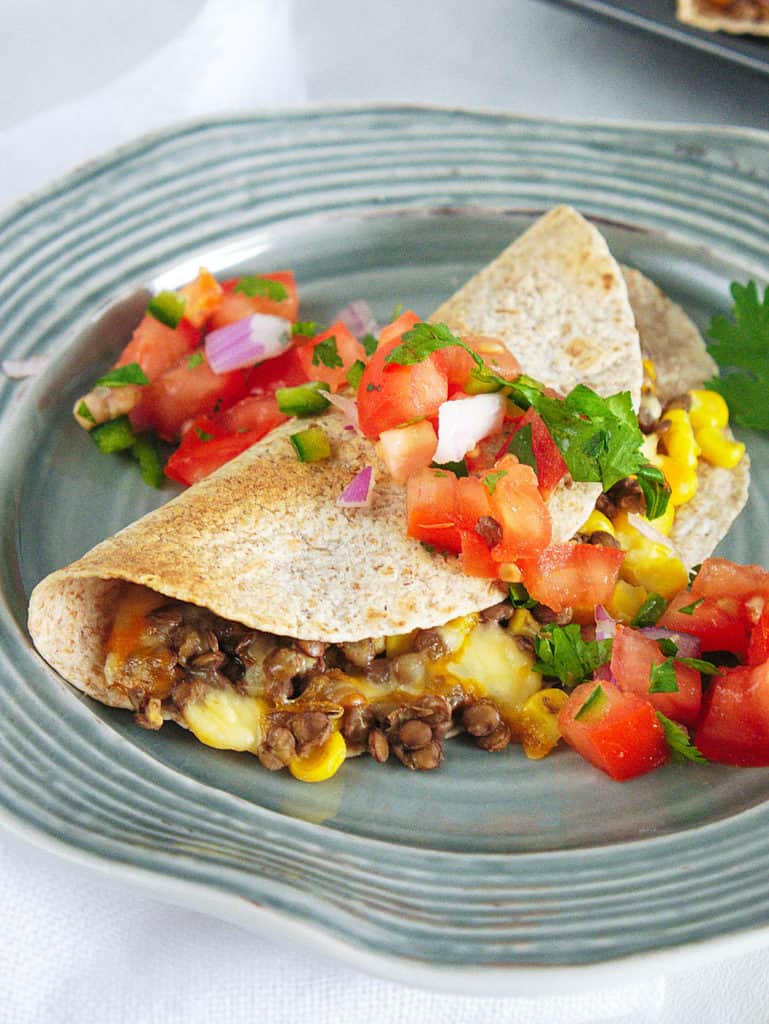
[646,499,675,537]
[385,631,415,658]
[289,731,347,783]
[688,388,729,431]
[621,544,689,600]
[510,608,539,638]
[183,691,267,753]
[519,688,569,760]
[606,579,649,625]
[659,409,700,468]
[642,358,657,385]
[695,426,746,469]
[498,562,523,583]
[659,455,698,507]
[578,509,616,538]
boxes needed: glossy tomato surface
[611,624,701,726]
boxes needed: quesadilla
[677,0,769,35]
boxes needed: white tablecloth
[3,2,769,1020]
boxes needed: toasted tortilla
[29,206,643,708]
[621,266,750,566]
[677,0,769,36]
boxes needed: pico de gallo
[74,266,765,782]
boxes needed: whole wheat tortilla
[622,266,750,566]
[29,206,643,708]
[677,0,769,36]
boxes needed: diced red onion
[628,513,674,552]
[338,466,374,508]
[324,391,362,435]
[639,627,701,659]
[334,299,378,339]
[2,355,50,379]
[433,393,506,465]
[594,605,617,642]
[205,313,292,373]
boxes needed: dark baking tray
[544,0,769,76]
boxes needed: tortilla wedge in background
[622,266,750,566]
[676,0,769,36]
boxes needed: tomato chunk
[115,314,200,382]
[165,422,261,486]
[559,680,669,781]
[611,624,702,726]
[459,530,498,578]
[296,321,367,392]
[487,455,551,561]
[406,468,461,553]
[696,661,769,766]
[659,591,748,657]
[357,313,448,438]
[748,603,769,667]
[217,393,287,436]
[211,271,298,327]
[508,408,568,499]
[691,558,769,608]
[519,543,625,613]
[377,420,437,484]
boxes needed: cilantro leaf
[361,333,378,357]
[432,458,468,477]
[292,321,320,337]
[677,656,721,676]
[533,624,613,690]
[95,362,149,388]
[705,281,769,430]
[76,400,95,423]
[677,597,704,615]
[637,464,670,521]
[312,335,343,369]
[631,593,667,628]
[482,469,507,495]
[508,423,538,472]
[234,276,288,302]
[688,563,702,585]
[657,638,679,657]
[508,583,536,608]
[187,352,204,369]
[656,712,708,764]
[649,657,679,692]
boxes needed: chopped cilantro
[689,563,702,585]
[147,290,186,328]
[346,359,366,390]
[705,281,769,430]
[421,542,435,554]
[533,624,613,690]
[649,658,679,693]
[657,638,679,657]
[656,712,708,764]
[483,469,507,495]
[631,593,667,628]
[293,321,320,336]
[187,352,204,369]
[678,656,721,676]
[234,276,288,302]
[194,426,214,442]
[636,464,670,521]
[508,423,537,473]
[76,400,95,423]
[508,583,536,608]
[366,382,382,393]
[361,333,378,357]
[94,362,149,388]
[678,597,705,615]
[433,458,468,478]
[575,684,607,720]
[312,335,343,369]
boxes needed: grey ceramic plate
[2,108,769,994]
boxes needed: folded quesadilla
[677,0,769,35]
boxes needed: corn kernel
[579,510,616,538]
[183,691,266,753]
[498,562,523,583]
[606,579,649,625]
[519,688,569,760]
[510,608,539,638]
[695,426,746,469]
[659,409,700,468]
[659,455,699,507]
[621,544,689,599]
[689,389,729,431]
[289,731,347,783]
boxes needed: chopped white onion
[433,393,506,465]
[334,299,378,339]
[2,355,50,379]
[628,513,675,552]
[338,466,375,508]
[324,391,362,435]
[205,313,292,373]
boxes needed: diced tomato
[748,603,769,667]
[486,456,551,562]
[454,476,492,531]
[459,529,498,578]
[432,345,477,395]
[246,346,308,393]
[405,468,461,553]
[695,661,769,766]
[179,269,223,328]
[165,421,262,486]
[519,543,625,614]
[357,317,448,439]
[610,624,702,726]
[691,558,769,610]
[211,271,299,327]
[558,680,669,781]
[296,321,367,392]
[115,314,200,382]
[377,420,437,484]
[377,310,420,347]
[508,408,568,499]
[432,334,521,395]
[217,393,287,436]
[659,591,748,657]
[131,349,253,440]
